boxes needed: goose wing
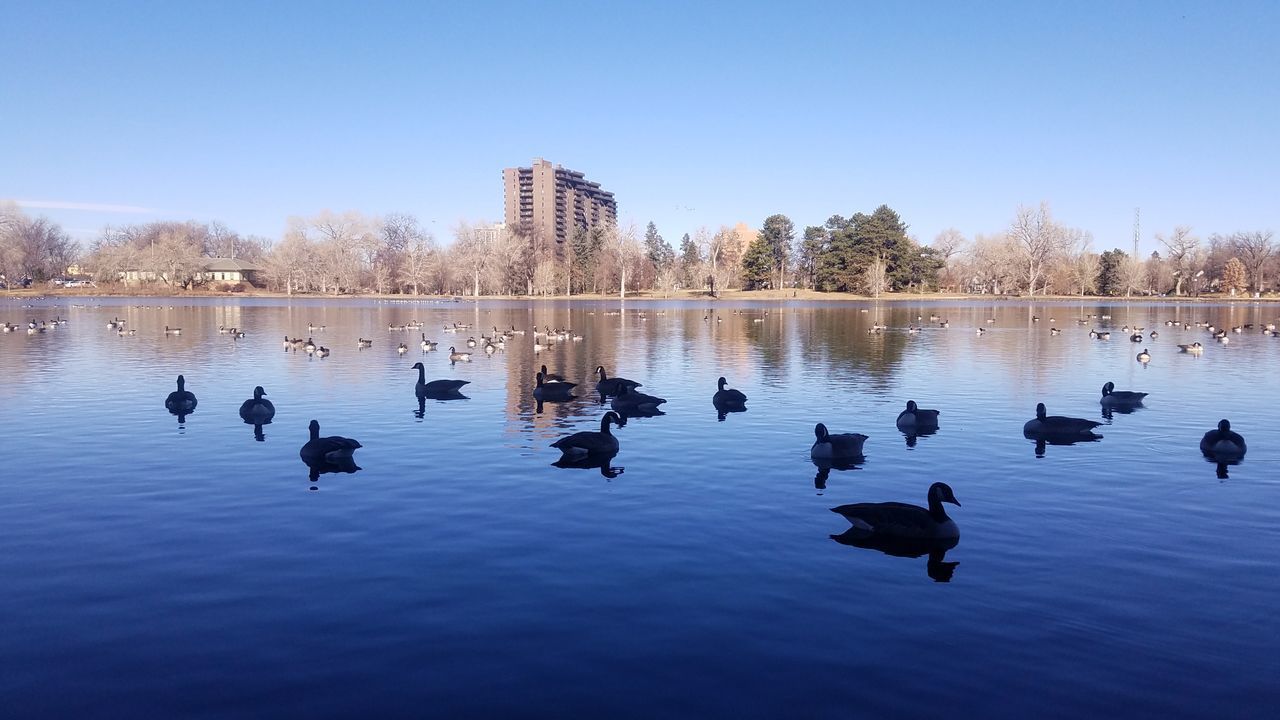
[830,501,935,537]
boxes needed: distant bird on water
[712,376,747,407]
[1023,403,1101,438]
[551,411,623,457]
[239,386,275,424]
[300,420,362,465]
[810,423,867,461]
[896,400,940,430]
[1200,419,1246,460]
[411,362,469,396]
[830,481,961,540]
[165,375,198,416]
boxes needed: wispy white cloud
[10,199,161,214]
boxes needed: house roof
[203,258,261,272]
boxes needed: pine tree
[740,235,774,289]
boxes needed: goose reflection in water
[552,452,624,479]
[304,456,362,484]
[1029,434,1102,458]
[830,531,960,583]
[812,458,863,491]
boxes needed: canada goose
[896,400,940,429]
[299,420,362,464]
[1100,382,1147,407]
[410,362,469,396]
[811,423,868,460]
[595,366,641,395]
[304,338,317,353]
[239,386,276,423]
[1023,403,1101,437]
[165,375,198,413]
[357,338,373,349]
[1150,330,1159,339]
[975,327,986,335]
[1032,315,1040,322]
[611,384,667,414]
[1,323,16,333]
[308,323,325,332]
[397,342,408,355]
[316,346,330,358]
[1050,327,1061,335]
[233,330,246,339]
[466,337,477,348]
[1178,342,1203,354]
[281,335,292,349]
[1098,331,1111,340]
[1200,419,1246,459]
[1088,329,1099,338]
[107,318,120,329]
[218,325,231,334]
[448,346,472,362]
[1136,348,1151,363]
[539,364,566,382]
[1130,333,1143,342]
[830,482,961,540]
[551,411,622,457]
[164,326,181,335]
[420,334,437,352]
[534,371,576,400]
[712,377,747,406]
[1218,335,1230,345]
[292,337,306,349]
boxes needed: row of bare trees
[5,199,1275,297]
[0,201,79,285]
[932,203,1276,297]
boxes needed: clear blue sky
[2,0,1276,253]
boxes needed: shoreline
[3,287,1276,304]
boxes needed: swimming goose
[420,334,437,352]
[397,342,408,355]
[712,377,747,406]
[1178,342,1203,354]
[411,362,469,396]
[448,346,472,362]
[610,384,667,414]
[1136,348,1151,363]
[1200,419,1246,459]
[164,326,181,335]
[165,375,198,413]
[316,346,330,358]
[299,420,362,464]
[595,366,641,396]
[830,481,961,540]
[896,400,940,430]
[1023,403,1101,437]
[551,411,623,457]
[534,371,576,400]
[539,364,566,382]
[1050,328,1061,335]
[811,423,868,460]
[239,386,276,423]
[466,336,477,348]
[107,318,121,329]
[1100,382,1147,407]
[357,338,373,349]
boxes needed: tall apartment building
[502,158,617,256]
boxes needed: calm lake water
[2,296,1277,718]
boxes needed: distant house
[119,258,261,286]
[201,258,261,285]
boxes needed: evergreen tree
[1097,249,1128,296]
[740,235,774,289]
[758,214,795,288]
[797,225,828,289]
[678,232,701,287]
[643,221,675,270]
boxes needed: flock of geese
[10,305,1267,566]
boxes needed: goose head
[596,365,607,379]
[1217,419,1232,434]
[1102,382,1115,397]
[1035,402,1047,420]
[253,386,266,400]
[411,362,425,371]
[176,375,186,391]
[905,400,919,413]
[929,481,961,508]
[717,376,729,390]
[814,423,831,442]
[308,419,320,440]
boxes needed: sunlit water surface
[2,297,1277,718]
